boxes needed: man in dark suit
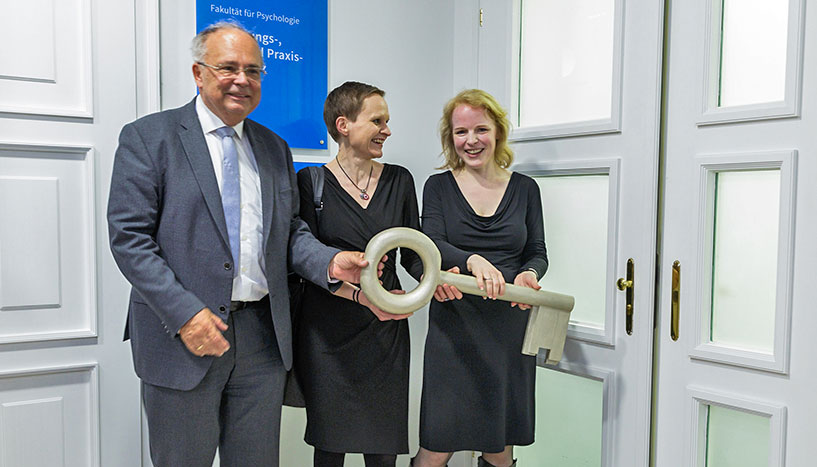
[108,21,368,466]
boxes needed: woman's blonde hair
[438,89,513,171]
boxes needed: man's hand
[179,308,230,357]
[328,252,387,284]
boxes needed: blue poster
[197,1,328,150]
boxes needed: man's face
[193,28,263,126]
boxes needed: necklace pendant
[360,192,370,201]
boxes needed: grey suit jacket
[108,99,339,390]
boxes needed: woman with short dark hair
[296,81,423,467]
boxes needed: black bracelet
[353,289,360,303]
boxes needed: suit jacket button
[219,305,226,312]
[224,262,232,270]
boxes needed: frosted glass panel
[535,175,609,329]
[520,0,615,126]
[705,405,770,467]
[719,0,788,107]
[711,171,779,352]
[517,368,602,466]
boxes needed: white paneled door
[477,0,817,464]
[474,0,664,465]
[654,0,817,465]
[0,0,142,465]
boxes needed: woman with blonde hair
[413,89,548,467]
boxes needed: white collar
[195,95,246,139]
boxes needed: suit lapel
[178,102,231,248]
[245,121,276,248]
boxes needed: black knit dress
[295,164,423,454]
[419,171,548,453]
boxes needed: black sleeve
[517,175,549,279]
[421,174,473,272]
[396,168,424,281]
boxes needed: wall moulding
[0,0,94,118]
[0,142,98,344]
[0,363,100,467]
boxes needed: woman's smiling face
[451,104,497,170]
[346,94,391,159]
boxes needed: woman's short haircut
[323,81,385,142]
[438,89,513,171]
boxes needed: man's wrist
[327,258,339,283]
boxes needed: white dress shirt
[196,97,268,301]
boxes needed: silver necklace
[337,159,373,200]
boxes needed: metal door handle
[617,258,635,335]
[671,260,680,341]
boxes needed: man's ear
[336,116,350,137]
[192,63,204,88]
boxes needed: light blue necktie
[215,126,240,274]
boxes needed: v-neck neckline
[325,163,388,210]
[446,170,516,219]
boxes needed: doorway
[477,0,817,465]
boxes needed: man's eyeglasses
[197,62,267,82]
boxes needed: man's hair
[323,81,386,142]
[438,89,513,171]
[191,20,258,62]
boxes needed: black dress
[295,163,423,454]
[419,171,548,453]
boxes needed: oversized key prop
[359,228,575,364]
